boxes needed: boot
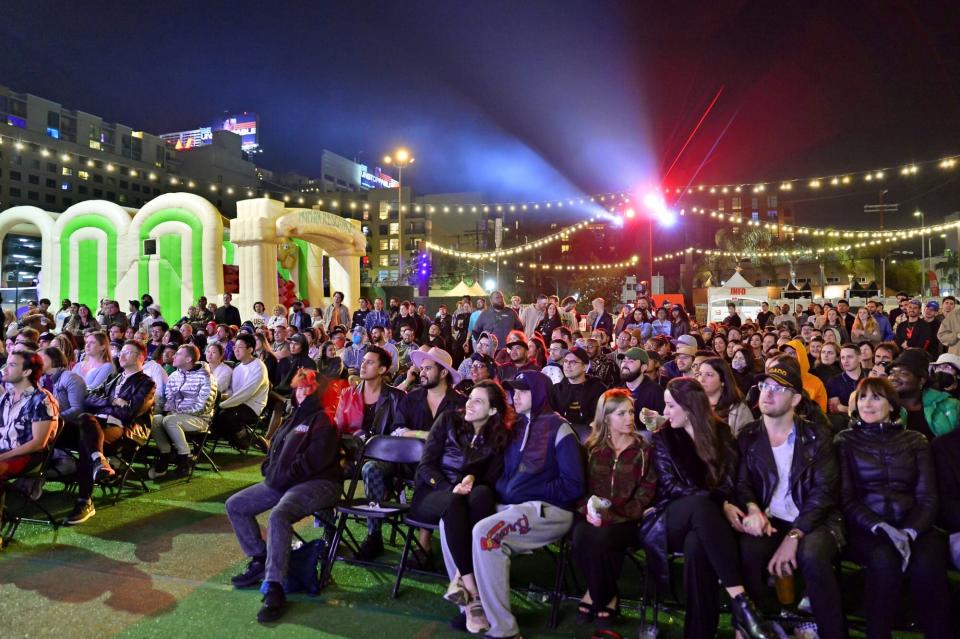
[173,454,194,478]
[730,593,787,639]
[148,452,172,480]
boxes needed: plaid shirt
[0,385,58,453]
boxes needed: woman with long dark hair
[535,303,563,341]
[431,381,513,619]
[695,357,754,435]
[571,389,656,626]
[65,303,100,336]
[835,377,954,639]
[712,334,728,360]
[651,307,672,338]
[730,344,760,393]
[639,377,779,639]
[670,305,690,338]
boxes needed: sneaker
[465,600,490,634]
[64,499,96,525]
[352,532,384,561]
[148,452,171,480]
[257,581,286,623]
[231,556,266,588]
[405,546,433,570]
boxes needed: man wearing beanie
[889,348,959,440]
[468,371,585,637]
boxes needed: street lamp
[384,149,415,285]
[914,210,925,296]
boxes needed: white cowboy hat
[410,346,461,385]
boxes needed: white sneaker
[465,600,489,634]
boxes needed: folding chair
[392,514,440,598]
[320,435,425,589]
[0,429,63,547]
[99,401,155,505]
[185,427,219,478]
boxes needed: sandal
[576,600,594,624]
[594,598,620,629]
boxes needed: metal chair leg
[548,536,569,629]
[392,524,416,599]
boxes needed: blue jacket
[496,408,585,510]
[872,311,894,341]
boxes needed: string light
[517,255,639,271]
[426,218,595,260]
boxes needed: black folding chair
[0,428,63,547]
[320,435,425,589]
[185,427,219,478]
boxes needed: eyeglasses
[758,381,792,394]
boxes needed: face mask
[731,359,747,372]
[351,333,362,345]
[932,371,956,391]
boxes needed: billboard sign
[160,127,213,150]
[359,164,399,189]
[211,113,259,152]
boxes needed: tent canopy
[442,280,487,298]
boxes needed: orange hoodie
[785,338,828,412]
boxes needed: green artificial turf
[1,447,940,638]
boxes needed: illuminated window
[389,239,399,250]
[561,244,570,253]
[78,170,89,180]
[379,208,389,220]
[388,222,399,235]
[89,140,101,150]
[379,239,389,251]
[379,255,389,267]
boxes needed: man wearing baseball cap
[615,347,665,424]
[549,346,607,428]
[662,334,697,381]
[922,301,943,355]
[497,330,539,382]
[930,352,960,398]
[469,371,585,637]
[732,355,846,638]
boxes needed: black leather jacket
[835,420,938,535]
[84,370,156,444]
[736,418,843,541]
[414,410,504,493]
[639,423,737,588]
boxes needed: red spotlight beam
[661,85,725,185]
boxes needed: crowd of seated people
[1,291,959,637]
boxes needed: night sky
[2,1,959,227]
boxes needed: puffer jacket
[163,363,216,419]
[414,410,504,493]
[639,424,737,589]
[834,419,938,534]
[736,418,843,541]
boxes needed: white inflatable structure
[0,194,365,321]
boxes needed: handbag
[283,538,328,595]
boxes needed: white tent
[706,271,768,324]
[432,280,488,298]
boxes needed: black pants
[75,414,124,501]
[410,486,456,525]
[571,517,638,608]
[739,518,846,639]
[846,528,954,639]
[441,484,496,576]
[211,404,259,439]
[665,495,743,639]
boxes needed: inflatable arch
[0,194,364,321]
[0,206,57,301]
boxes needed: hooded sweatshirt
[496,372,586,510]
[262,394,341,491]
[786,338,828,413]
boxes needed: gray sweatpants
[152,413,209,455]
[226,478,341,584]
[471,501,573,638]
